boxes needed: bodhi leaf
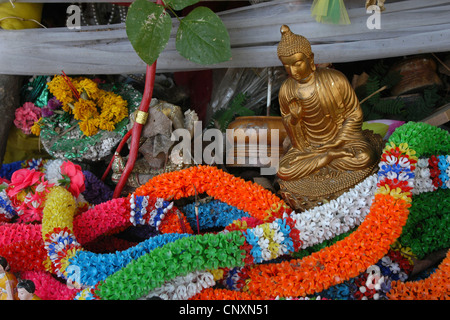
[164,0,201,11]
[126,0,172,66]
[176,6,231,65]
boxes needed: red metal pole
[112,0,164,198]
[113,62,157,198]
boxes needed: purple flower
[48,97,62,110]
[42,97,62,117]
[82,170,113,204]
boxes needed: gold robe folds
[277,67,382,210]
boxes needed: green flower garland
[95,231,246,300]
[398,188,450,259]
[388,121,450,156]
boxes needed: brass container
[390,56,442,96]
[226,116,287,168]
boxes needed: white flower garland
[139,270,215,300]
[285,154,446,251]
[413,158,436,195]
[289,174,378,249]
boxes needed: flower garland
[92,167,302,300]
[192,122,449,300]
[218,191,412,299]
[140,270,216,300]
[94,231,247,300]
[81,170,113,205]
[182,199,251,232]
[0,172,192,277]
[6,168,53,223]
[242,218,300,264]
[315,246,414,300]
[40,181,193,291]
[398,188,450,260]
[0,190,16,222]
[4,121,448,300]
[43,158,114,204]
[85,122,447,300]
[21,270,79,300]
[46,75,128,137]
[134,165,291,222]
[69,233,191,287]
[41,186,83,279]
[387,249,450,300]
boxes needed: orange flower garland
[387,249,450,300]
[190,141,425,300]
[191,192,411,299]
[135,165,290,222]
[191,122,450,300]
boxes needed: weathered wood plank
[1,0,450,75]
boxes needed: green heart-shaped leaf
[176,6,231,65]
[126,0,172,66]
[164,0,201,11]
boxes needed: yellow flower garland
[41,186,76,236]
[46,75,129,137]
[41,186,83,280]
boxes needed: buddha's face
[281,52,315,82]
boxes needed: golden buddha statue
[276,25,383,211]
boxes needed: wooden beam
[422,103,450,126]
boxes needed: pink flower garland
[73,197,131,244]
[21,271,80,300]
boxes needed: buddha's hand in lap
[288,147,354,166]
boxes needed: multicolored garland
[134,165,291,222]
[190,122,449,300]
[1,121,449,300]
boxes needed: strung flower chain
[94,124,447,300]
[12,121,450,300]
[315,246,414,300]
[134,165,291,222]
[387,249,450,300]
[289,174,378,250]
[42,188,192,287]
[68,233,191,287]
[93,166,304,300]
[6,168,54,223]
[46,75,129,137]
[130,195,174,229]
[398,188,450,260]
[242,218,300,264]
[41,186,83,279]
[193,122,448,300]
[140,270,216,300]
[129,194,149,226]
[182,199,251,232]
[21,270,79,300]
[94,231,247,300]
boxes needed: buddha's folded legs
[278,137,377,181]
